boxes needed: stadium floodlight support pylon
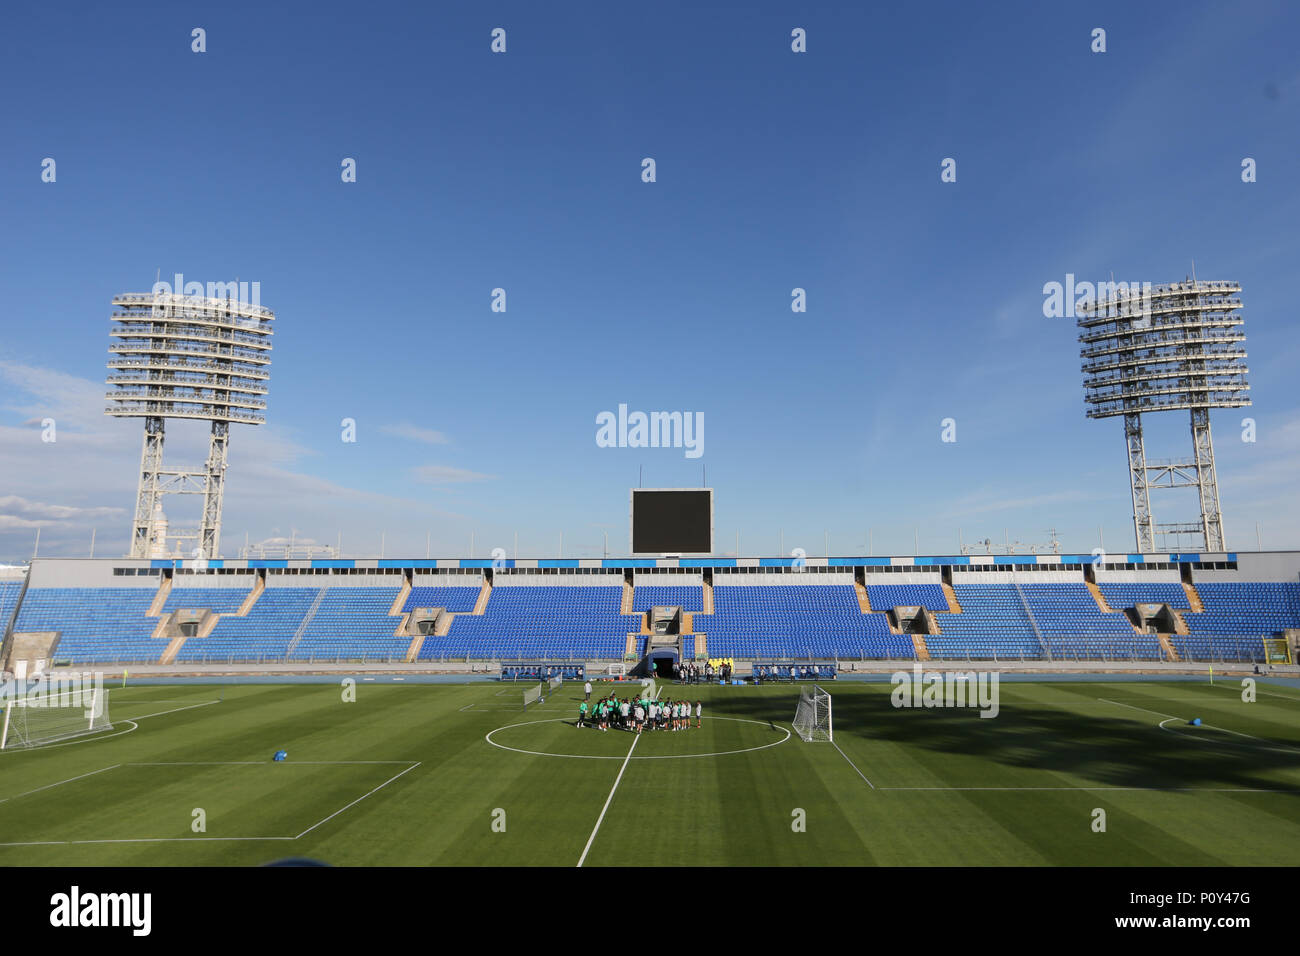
[1077,278,1248,553]
[107,290,274,559]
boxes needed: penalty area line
[126,698,223,722]
[832,739,874,790]
[576,731,640,867]
[293,762,422,840]
[0,764,122,805]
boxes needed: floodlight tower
[106,290,274,559]
[1078,278,1249,552]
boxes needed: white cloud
[379,423,450,445]
[0,359,488,559]
[0,496,124,522]
[936,487,1100,520]
[411,464,496,485]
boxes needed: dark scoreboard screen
[631,489,712,555]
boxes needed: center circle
[485,716,791,760]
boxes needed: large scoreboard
[630,488,713,556]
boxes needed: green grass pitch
[1,678,1297,866]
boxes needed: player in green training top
[577,700,587,728]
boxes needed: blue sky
[2,0,1298,561]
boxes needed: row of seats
[866,584,949,612]
[10,579,1299,663]
[631,585,704,613]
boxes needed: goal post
[0,680,112,750]
[792,684,832,742]
[522,682,544,710]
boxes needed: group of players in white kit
[578,691,701,733]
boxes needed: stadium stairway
[1085,580,1113,612]
[622,579,634,615]
[854,581,872,613]
[1087,578,1188,661]
[690,586,712,659]
[159,634,186,664]
[158,608,222,663]
[238,575,265,614]
[389,578,411,616]
[473,578,492,614]
[911,634,930,660]
[624,632,639,659]
[282,587,330,658]
[148,576,173,616]
[1183,580,1205,613]
[1086,578,1154,635]
[151,578,262,662]
[941,582,963,614]
[401,575,493,661]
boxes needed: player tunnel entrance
[636,646,679,679]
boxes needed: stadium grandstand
[3,551,1296,671]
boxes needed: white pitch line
[0,764,121,804]
[1102,696,1300,755]
[126,760,414,766]
[293,762,422,839]
[1097,697,1180,720]
[1207,682,1300,703]
[0,696,223,758]
[485,717,789,760]
[1157,718,1300,756]
[877,785,1300,792]
[832,740,875,790]
[0,720,138,755]
[0,835,295,847]
[577,732,640,867]
[0,761,423,848]
[127,698,222,721]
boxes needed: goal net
[792,684,832,742]
[0,679,112,750]
[547,675,563,693]
[522,682,544,710]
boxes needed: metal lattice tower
[1078,278,1249,552]
[106,291,274,559]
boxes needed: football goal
[0,683,112,749]
[792,684,832,742]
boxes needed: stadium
[3,467,1299,869]
[0,8,1296,935]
